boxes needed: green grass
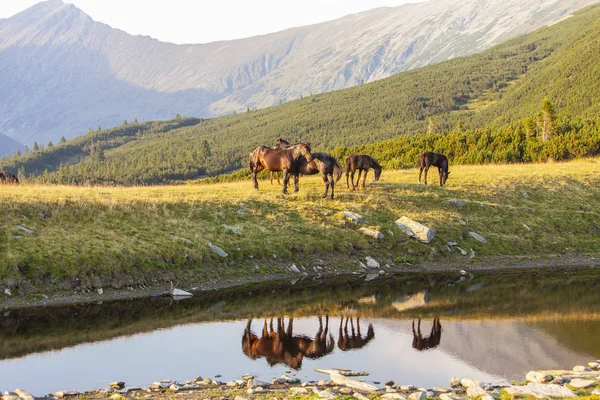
[1,160,600,290]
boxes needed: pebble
[339,387,353,395]
[54,391,80,398]
[385,380,395,387]
[317,380,330,387]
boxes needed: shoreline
[1,253,598,311]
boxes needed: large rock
[365,256,380,268]
[381,394,406,400]
[568,379,595,388]
[466,386,487,397]
[408,392,427,400]
[460,378,482,389]
[395,217,434,243]
[504,383,576,398]
[359,227,384,239]
[247,379,270,389]
[526,371,553,383]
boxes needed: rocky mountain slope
[0,133,23,158]
[0,0,597,145]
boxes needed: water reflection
[412,318,442,351]
[338,316,375,352]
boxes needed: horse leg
[282,169,290,195]
[263,320,268,337]
[362,169,368,189]
[270,171,274,185]
[277,172,282,186]
[354,170,362,190]
[424,166,430,185]
[293,173,299,193]
[322,173,329,198]
[438,167,443,187]
[330,174,335,200]
[251,166,259,190]
[418,167,423,184]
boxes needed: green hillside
[3,4,600,184]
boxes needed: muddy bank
[1,253,599,311]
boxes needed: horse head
[299,142,313,162]
[274,138,291,149]
[373,167,382,182]
[442,170,450,185]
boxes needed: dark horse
[242,317,305,369]
[345,154,382,190]
[294,315,335,359]
[274,139,343,199]
[0,172,19,185]
[419,152,450,186]
[411,318,442,351]
[249,143,313,195]
[338,316,375,351]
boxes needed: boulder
[408,391,427,400]
[504,383,576,398]
[208,242,228,257]
[468,231,488,243]
[109,382,125,390]
[588,362,600,370]
[342,211,365,224]
[359,227,384,239]
[13,390,34,400]
[395,217,434,243]
[381,394,406,400]
[568,379,595,389]
[466,386,487,397]
[247,379,270,389]
[526,371,553,383]
[365,256,380,268]
[573,365,591,372]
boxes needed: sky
[0,0,422,44]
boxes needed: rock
[54,391,80,398]
[458,219,467,225]
[365,273,379,281]
[504,383,576,398]
[466,387,487,397]
[278,374,297,384]
[432,387,448,393]
[340,388,353,395]
[568,379,595,388]
[469,248,475,259]
[241,375,254,381]
[523,224,531,231]
[392,291,431,311]
[318,380,330,387]
[13,389,34,400]
[170,235,194,244]
[385,381,395,387]
[4,288,11,296]
[526,371,553,383]
[222,225,242,235]
[125,387,142,393]
[236,209,249,215]
[399,385,416,392]
[247,379,270,389]
[366,256,380,268]
[109,395,126,400]
[316,390,337,399]
[573,365,591,372]
[342,211,365,224]
[460,379,482,389]
[447,241,458,247]
[169,384,181,391]
[97,288,104,295]
[235,396,251,400]
[359,227,384,239]
[592,389,600,396]
[329,372,378,393]
[408,391,427,400]
[354,393,371,400]
[588,362,600,370]
[290,388,309,395]
[208,242,228,257]
[15,225,34,234]
[456,246,468,255]
[290,264,301,273]
[468,231,488,243]
[395,216,435,243]
[450,377,461,387]
[170,288,193,297]
[109,382,126,390]
[448,199,466,208]
[381,394,406,400]
[226,381,238,388]
[439,394,466,400]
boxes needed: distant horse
[345,154,382,190]
[418,152,450,186]
[411,318,442,351]
[0,172,19,185]
[249,143,313,195]
[338,316,375,351]
[294,315,335,359]
[242,317,305,369]
[274,139,343,199]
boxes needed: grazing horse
[249,143,313,195]
[338,316,375,351]
[411,318,442,351]
[345,154,382,190]
[242,317,304,369]
[294,315,335,359]
[418,152,450,186]
[273,139,343,199]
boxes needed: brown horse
[0,172,19,185]
[419,152,450,186]
[242,317,304,369]
[273,139,343,199]
[345,154,382,190]
[411,318,442,351]
[294,315,335,359]
[249,143,313,195]
[338,316,375,351]
[269,138,291,185]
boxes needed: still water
[1,268,599,395]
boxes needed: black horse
[0,172,19,184]
[345,154,382,190]
[419,152,450,186]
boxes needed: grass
[1,159,600,290]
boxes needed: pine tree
[33,142,40,151]
[47,141,54,148]
[541,97,556,142]
[60,136,67,144]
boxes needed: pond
[1,267,599,396]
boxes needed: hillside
[3,4,600,184]
[0,0,596,146]
[0,133,23,158]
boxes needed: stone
[226,381,238,388]
[573,365,591,372]
[170,288,193,297]
[448,199,466,208]
[588,362,600,370]
[447,241,458,247]
[247,379,270,389]
[290,388,309,395]
[4,288,11,296]
[432,387,448,393]
[97,288,104,295]
[526,371,553,383]
[400,385,416,392]
[568,379,595,388]
[170,235,194,244]
[456,246,468,255]
[15,225,34,234]
[592,389,600,396]
[449,377,461,387]
[208,242,228,257]
[408,391,427,400]
[109,382,126,390]
[395,216,435,243]
[504,383,576,398]
[278,375,297,383]
[235,396,251,400]
[381,394,406,400]
[468,231,488,243]
[523,224,531,231]
[339,388,353,395]
[222,225,242,235]
[385,381,395,387]
[353,393,370,400]
[366,256,380,268]
[290,264,301,273]
[317,380,330,386]
[236,209,249,215]
[241,375,254,381]
[466,387,487,397]
[460,378,482,389]
[342,211,365,224]
[125,387,142,393]
[54,392,80,399]
[169,384,181,391]
[109,395,126,400]
[359,227,384,239]
[386,387,397,393]
[439,394,465,400]
[469,248,476,259]
[13,389,34,400]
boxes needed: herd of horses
[249,139,450,199]
[0,171,19,185]
[242,316,442,369]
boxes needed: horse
[337,316,375,351]
[411,318,442,351]
[272,139,343,199]
[418,152,450,186]
[294,315,335,359]
[269,138,291,185]
[0,172,19,185]
[249,143,313,195]
[345,154,382,190]
[242,317,305,369]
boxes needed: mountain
[3,3,600,184]
[0,133,24,158]
[0,0,597,145]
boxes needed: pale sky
[0,0,423,44]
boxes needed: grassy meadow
[1,159,600,293]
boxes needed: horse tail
[334,160,343,182]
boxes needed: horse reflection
[242,317,304,369]
[295,315,335,359]
[338,316,375,351]
[412,318,442,351]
